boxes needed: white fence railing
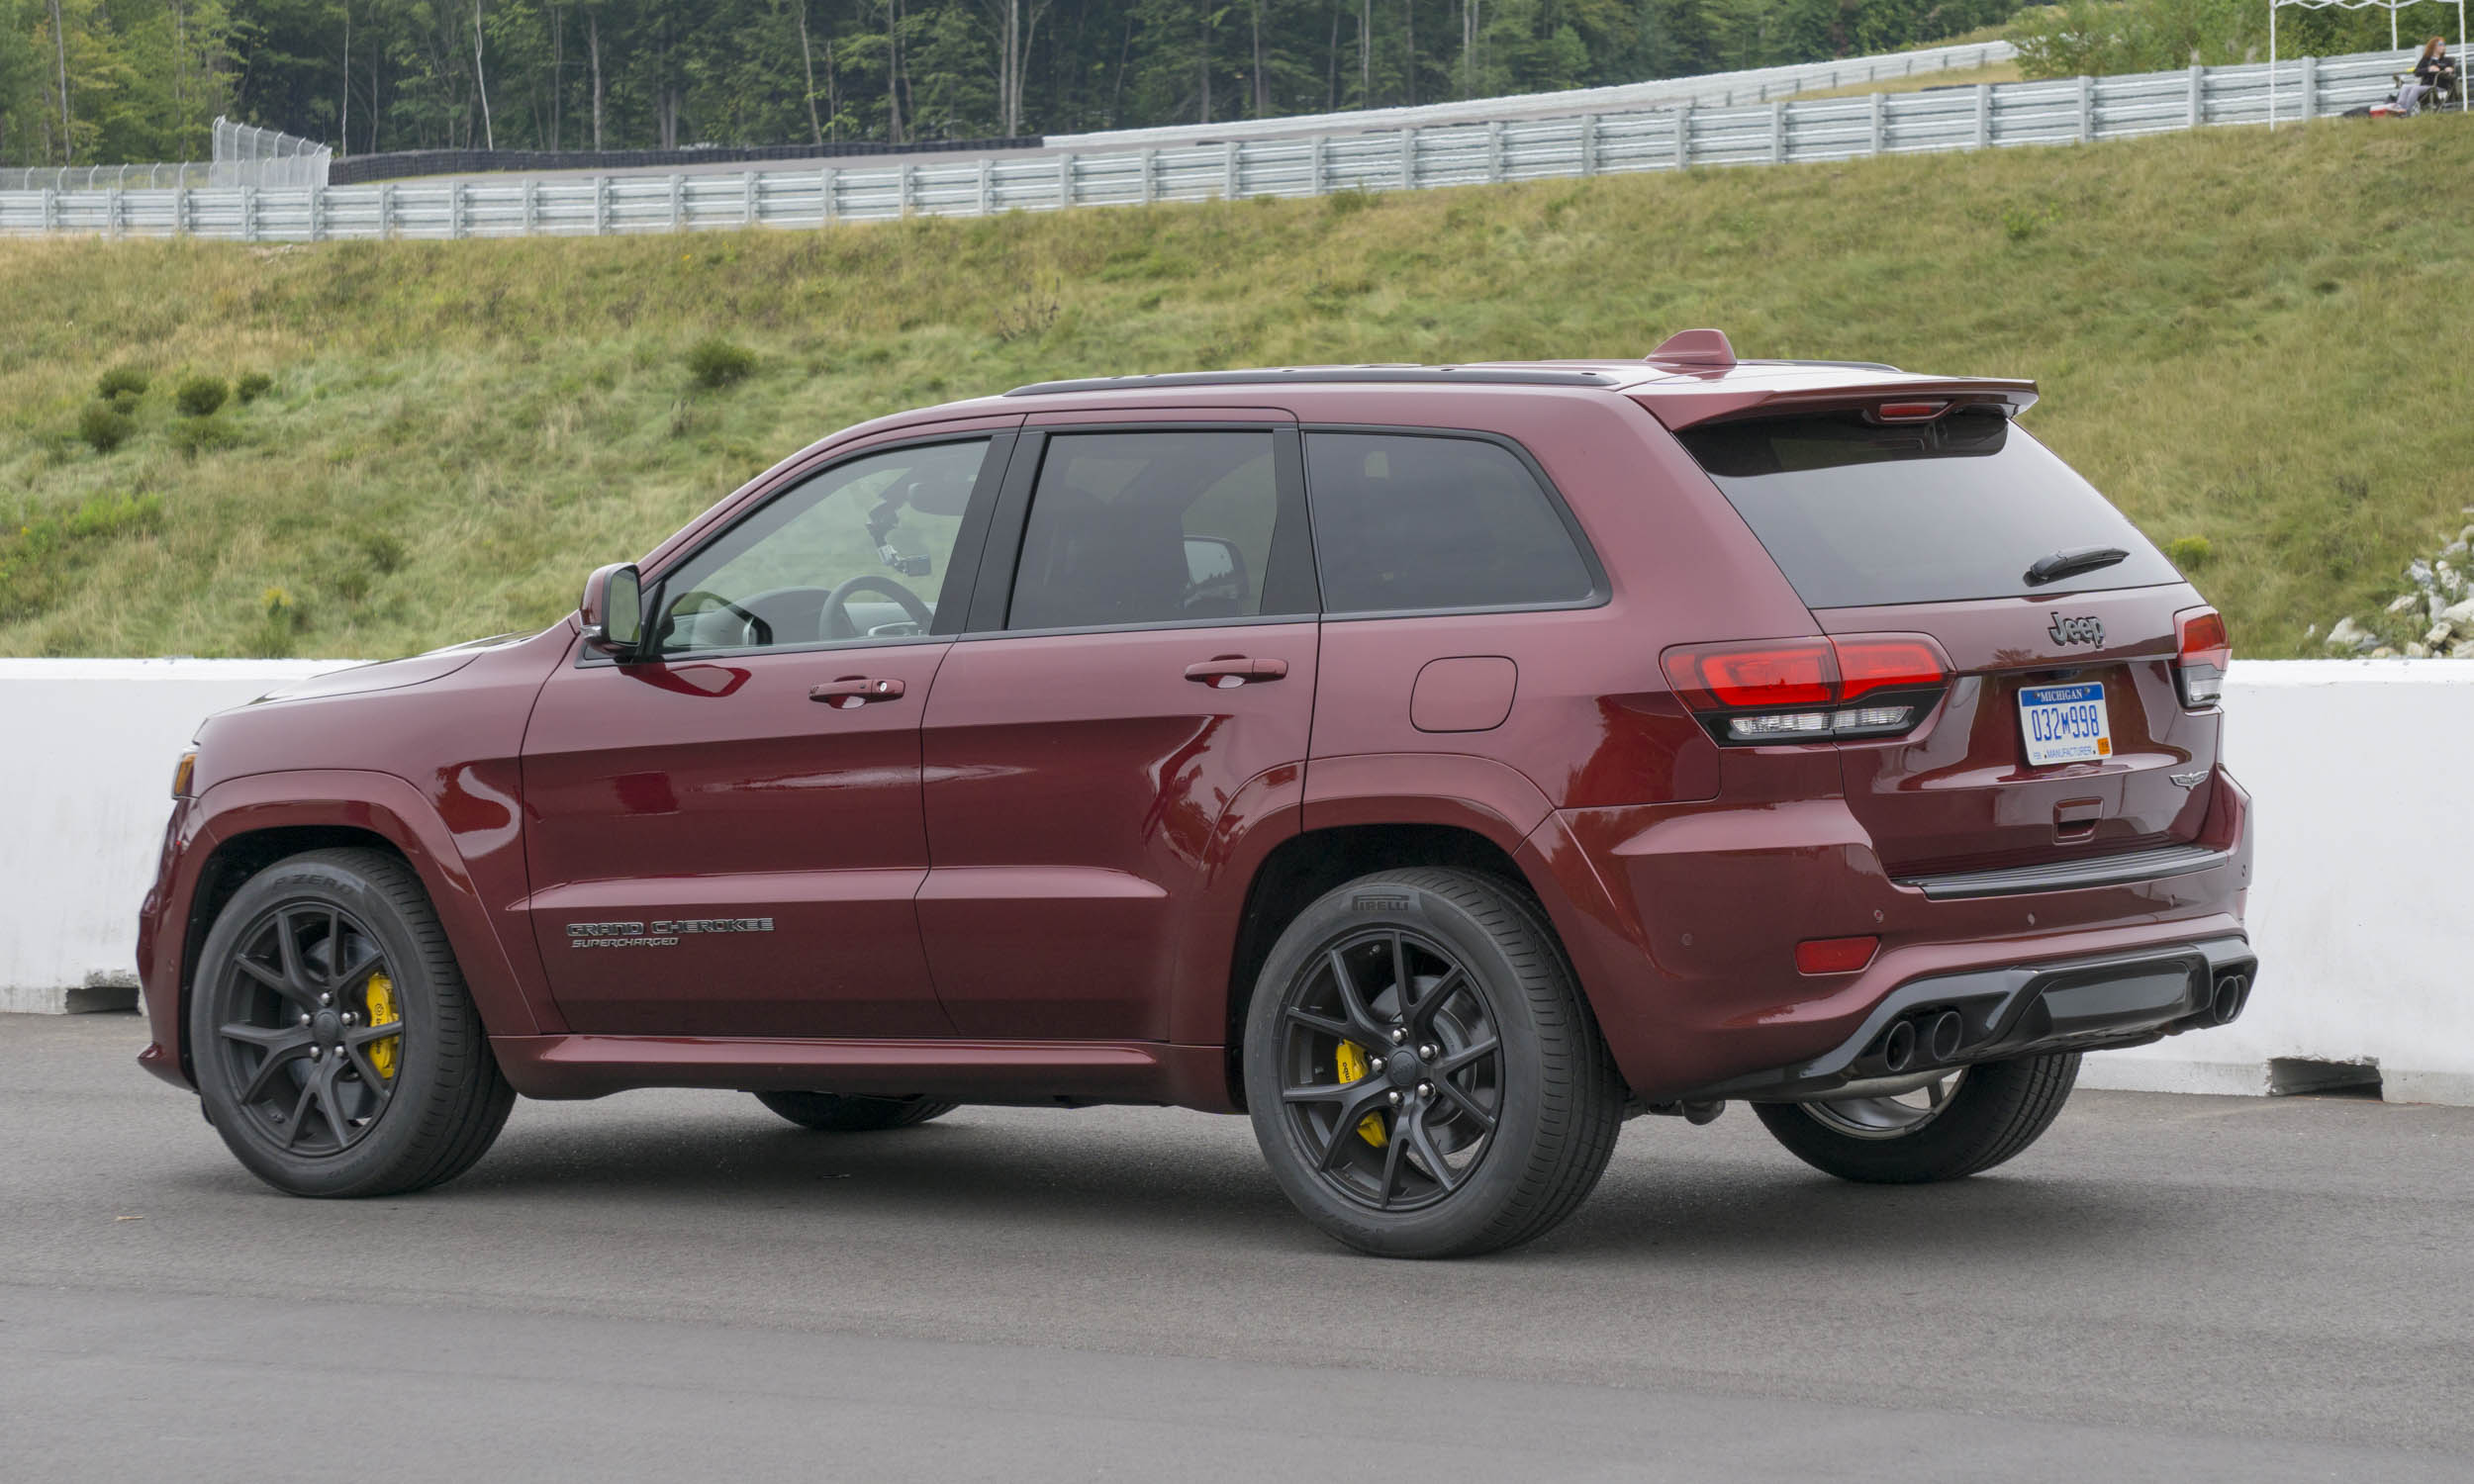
[0,117,331,193]
[0,49,2426,239]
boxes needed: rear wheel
[1753,1053,2079,1184]
[1243,869,1624,1259]
[753,1091,957,1132]
[190,848,515,1197]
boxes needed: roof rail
[1003,367,1620,396]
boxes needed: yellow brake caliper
[362,971,401,1080]
[1333,1041,1388,1147]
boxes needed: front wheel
[1243,869,1624,1259]
[1753,1053,2080,1184]
[189,848,515,1197]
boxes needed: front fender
[141,769,550,1089]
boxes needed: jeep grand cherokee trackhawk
[137,331,2257,1258]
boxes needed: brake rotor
[1332,1041,1387,1147]
[363,971,400,1080]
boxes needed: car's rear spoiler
[1631,375,2039,431]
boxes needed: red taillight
[1833,638,1946,701]
[2174,606,2230,707]
[1663,635,1949,743]
[1662,639,1835,708]
[1795,936,1879,974]
[1871,400,1950,422]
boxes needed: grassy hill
[3,118,2470,660]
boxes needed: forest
[2,0,2032,165]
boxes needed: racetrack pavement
[4,1012,2468,1481]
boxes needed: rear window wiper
[2024,546,2129,587]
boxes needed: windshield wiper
[2024,546,2129,587]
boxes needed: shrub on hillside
[686,337,756,390]
[97,366,149,401]
[2166,535,2214,570]
[170,416,240,456]
[175,374,229,417]
[77,402,135,454]
[235,371,274,405]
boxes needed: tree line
[1,0,2029,165]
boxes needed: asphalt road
[5,1012,2470,1482]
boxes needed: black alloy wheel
[1272,926,1505,1213]
[190,849,514,1197]
[1244,869,1624,1258]
[205,900,405,1156]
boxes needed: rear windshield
[1676,410,2178,608]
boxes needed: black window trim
[959,420,1322,643]
[1298,423,1610,622]
[578,427,1019,668]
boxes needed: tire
[752,1092,957,1132]
[189,848,515,1198]
[1243,869,1624,1259]
[1753,1052,2080,1184]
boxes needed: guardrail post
[522,178,537,233]
[379,182,395,237]
[1224,139,1242,200]
[1307,136,1324,194]
[2076,74,2094,142]
[106,186,122,238]
[898,164,912,218]
[1578,115,1597,175]
[977,156,993,215]
[41,187,55,232]
[1484,121,1504,182]
[2300,55,2318,121]
[2189,63,2205,129]
[1139,148,1155,206]
[1055,153,1072,211]
[1676,106,1692,169]
[744,168,759,225]
[668,173,684,230]
[592,175,608,234]
[242,186,259,241]
[1868,90,1887,155]
[172,185,188,235]
[307,185,322,241]
[1769,101,1785,163]
[1975,83,1993,148]
[451,180,467,238]
[822,166,838,225]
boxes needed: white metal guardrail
[0,48,2422,238]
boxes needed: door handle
[1184,656,1288,689]
[809,676,906,708]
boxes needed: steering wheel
[822,575,934,640]
[663,590,774,650]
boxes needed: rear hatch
[1672,404,2223,880]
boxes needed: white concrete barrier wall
[2,657,2466,1103]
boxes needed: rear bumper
[1682,934,2256,1101]
[1526,766,2255,1101]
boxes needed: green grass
[2,118,2469,659]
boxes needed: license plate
[2019,682,2112,767]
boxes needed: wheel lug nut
[1417,1082,1433,1098]
[342,1012,357,1026]
[1386,1090,1402,1106]
[1369,1058,1385,1073]
[1419,1045,1437,1060]
[308,1046,322,1061]
[1390,1027,1407,1044]
[319,993,332,1006]
[299,1013,312,1026]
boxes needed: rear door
[915,416,1320,1041]
[1674,407,2219,878]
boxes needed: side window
[1007,430,1287,630]
[1304,431,1595,613]
[649,438,990,656]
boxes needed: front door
[917,420,1321,1041]
[522,432,1008,1038]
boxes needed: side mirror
[580,563,643,656]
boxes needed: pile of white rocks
[2314,510,2474,658]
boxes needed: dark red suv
[137,331,2255,1257]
